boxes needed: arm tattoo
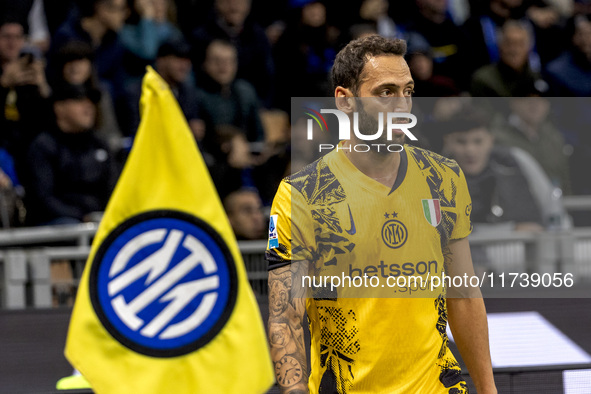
[268,263,308,393]
[443,246,453,275]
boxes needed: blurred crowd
[1,0,591,239]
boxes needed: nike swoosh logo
[345,204,356,235]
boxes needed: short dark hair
[207,39,236,54]
[441,106,491,135]
[0,16,24,31]
[331,35,407,94]
[78,0,111,18]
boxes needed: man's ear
[334,86,356,114]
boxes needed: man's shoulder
[472,63,499,81]
[28,131,59,157]
[545,52,573,75]
[233,79,258,99]
[281,153,344,206]
[31,130,57,146]
[406,145,462,177]
[489,146,520,168]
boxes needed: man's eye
[405,89,415,96]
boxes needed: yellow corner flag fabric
[64,67,274,394]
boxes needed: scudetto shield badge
[422,199,441,227]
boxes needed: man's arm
[268,262,308,394]
[445,238,497,394]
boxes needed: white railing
[2,224,591,309]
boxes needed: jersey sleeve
[265,179,316,270]
[450,167,473,241]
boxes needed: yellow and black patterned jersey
[266,144,473,393]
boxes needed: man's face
[510,96,550,127]
[96,0,128,32]
[445,128,494,176]
[63,59,92,85]
[574,19,591,59]
[215,0,251,27]
[416,0,447,15]
[0,23,25,63]
[302,2,326,28]
[156,55,191,84]
[203,42,237,86]
[55,98,97,132]
[499,27,530,71]
[226,191,265,240]
[353,55,414,145]
[360,0,388,21]
[408,53,433,81]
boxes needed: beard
[355,99,406,151]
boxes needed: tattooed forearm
[442,246,453,275]
[268,263,309,393]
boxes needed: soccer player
[266,35,497,393]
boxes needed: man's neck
[342,140,401,188]
[81,17,107,46]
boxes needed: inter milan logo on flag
[90,210,237,357]
[64,68,273,394]
[422,199,441,227]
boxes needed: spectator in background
[545,17,591,200]
[524,0,567,64]
[471,20,548,96]
[358,0,402,38]
[545,14,591,96]
[206,124,256,200]
[575,0,591,15]
[25,84,115,225]
[492,94,571,194]
[407,47,461,97]
[126,38,203,140]
[50,41,123,150]
[190,0,274,105]
[443,111,543,231]
[0,18,51,179]
[197,39,264,146]
[42,0,78,37]
[273,0,340,110]
[0,147,25,227]
[253,108,291,205]
[119,0,183,83]
[463,0,563,73]
[0,0,51,51]
[349,23,378,40]
[223,188,266,240]
[356,0,430,48]
[406,0,470,88]
[463,0,528,72]
[49,0,129,106]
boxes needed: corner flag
[64,67,274,393]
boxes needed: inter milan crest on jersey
[422,199,442,227]
[89,210,237,358]
[381,212,408,249]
